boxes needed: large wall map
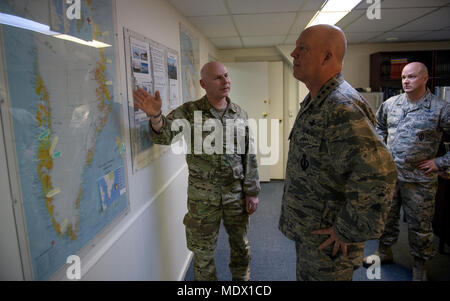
[0,0,128,280]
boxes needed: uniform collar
[299,73,344,116]
[201,95,237,115]
[397,89,432,110]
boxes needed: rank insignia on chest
[300,154,309,171]
[419,133,425,141]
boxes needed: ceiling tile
[344,31,384,44]
[336,10,366,29]
[366,31,434,43]
[412,30,450,41]
[233,13,297,36]
[351,0,373,10]
[302,0,327,11]
[228,0,304,14]
[242,35,285,47]
[378,0,450,8]
[210,37,243,49]
[188,16,237,38]
[167,0,228,17]
[396,7,450,31]
[290,11,319,33]
[284,34,300,44]
[344,7,436,32]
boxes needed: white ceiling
[167,0,450,49]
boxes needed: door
[226,62,284,182]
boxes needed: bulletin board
[123,27,181,173]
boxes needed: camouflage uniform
[279,73,397,281]
[149,95,260,281]
[376,90,450,260]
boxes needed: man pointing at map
[133,61,260,281]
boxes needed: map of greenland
[35,34,111,240]
[98,166,126,211]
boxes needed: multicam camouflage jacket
[279,73,397,244]
[376,90,450,183]
[149,95,260,203]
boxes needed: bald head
[201,61,224,80]
[403,62,429,77]
[303,24,347,65]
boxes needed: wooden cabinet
[370,50,450,100]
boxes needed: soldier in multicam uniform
[363,62,450,281]
[279,25,397,281]
[133,61,260,281]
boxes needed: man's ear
[323,51,332,65]
[199,79,206,89]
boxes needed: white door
[226,62,284,182]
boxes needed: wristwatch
[147,111,162,119]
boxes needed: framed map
[0,0,128,280]
[179,23,200,104]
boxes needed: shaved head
[201,61,224,80]
[303,24,347,65]
[404,62,429,76]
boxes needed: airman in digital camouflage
[363,62,450,281]
[279,25,397,281]
[133,61,260,281]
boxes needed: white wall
[218,47,282,63]
[0,0,218,281]
[80,0,218,281]
[0,111,23,281]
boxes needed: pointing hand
[133,88,162,117]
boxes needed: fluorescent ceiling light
[306,0,362,28]
[0,12,110,48]
[54,34,111,48]
[307,11,348,28]
[0,12,58,35]
[321,0,362,12]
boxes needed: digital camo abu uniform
[149,95,260,281]
[279,73,397,280]
[376,90,450,260]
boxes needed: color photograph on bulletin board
[0,0,128,280]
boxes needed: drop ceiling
[167,0,450,49]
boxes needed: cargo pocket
[231,154,244,180]
[183,213,220,255]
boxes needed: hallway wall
[0,0,217,280]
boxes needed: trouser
[183,197,250,281]
[295,235,365,281]
[379,181,437,260]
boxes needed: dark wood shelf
[370,49,450,98]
